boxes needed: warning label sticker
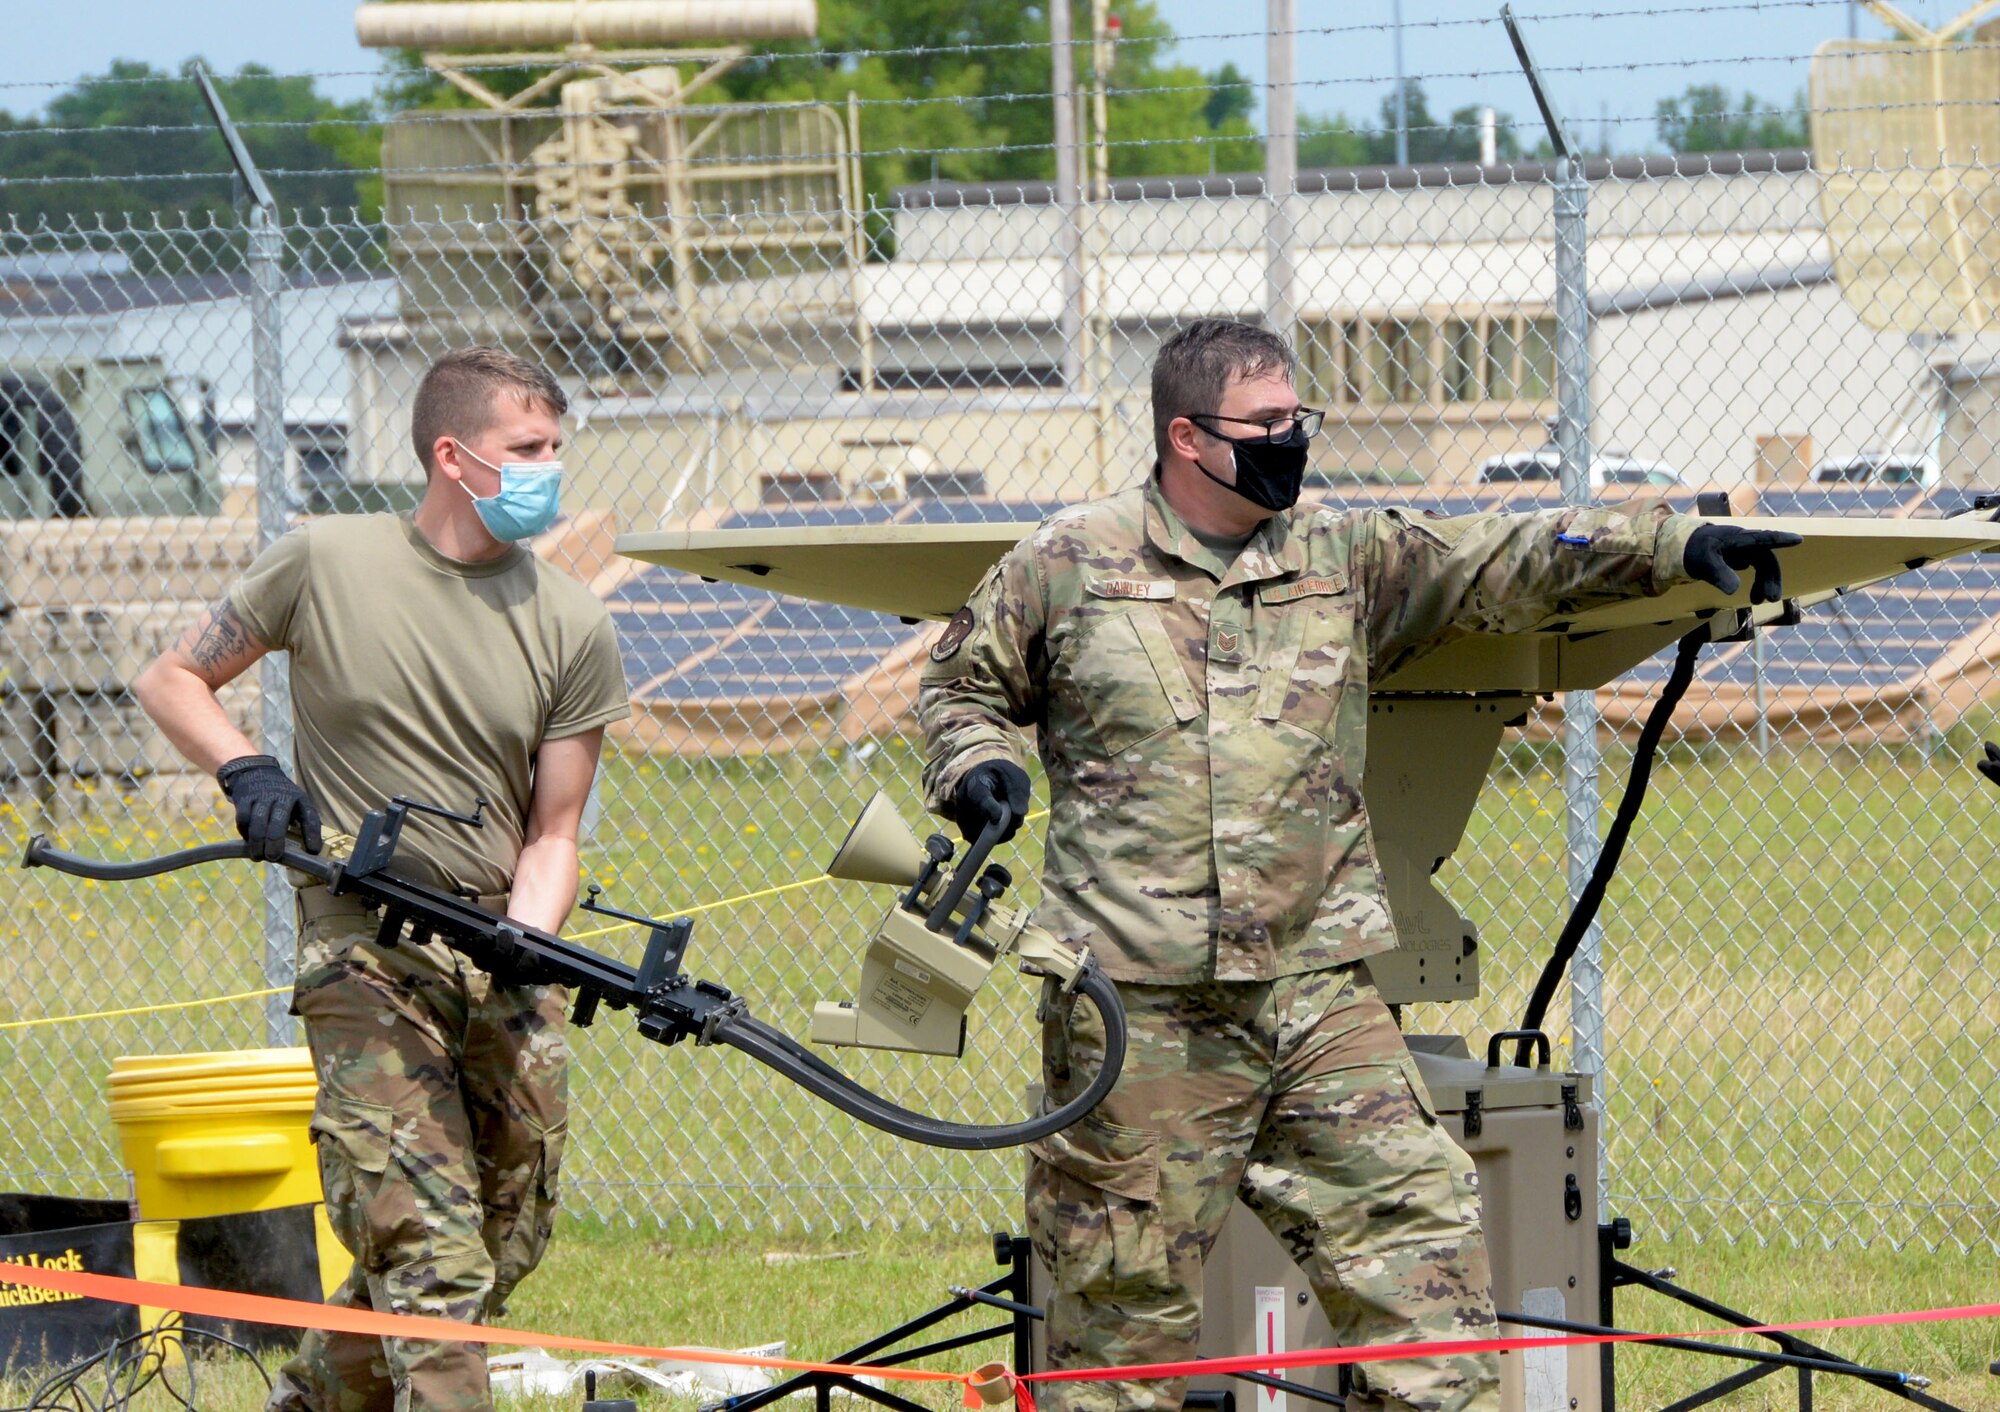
[869,971,933,1027]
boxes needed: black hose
[23,836,267,880]
[1515,629,1705,1066]
[718,968,1125,1151]
[22,833,1124,1151]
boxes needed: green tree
[1294,83,1518,171]
[1298,115,1368,170]
[1351,81,1519,165]
[0,60,380,239]
[1203,62,1254,132]
[1654,84,1808,153]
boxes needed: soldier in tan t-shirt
[134,347,629,1412]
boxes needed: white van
[1475,447,1688,493]
[1809,451,1939,488]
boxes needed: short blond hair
[410,347,567,474]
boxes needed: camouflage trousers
[1029,965,1499,1412]
[267,901,570,1412]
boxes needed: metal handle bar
[926,804,1010,933]
[22,834,1125,1152]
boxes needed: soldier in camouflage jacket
[920,320,1792,1412]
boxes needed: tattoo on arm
[180,597,253,679]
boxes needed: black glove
[1683,525,1804,604]
[216,754,322,861]
[1980,742,2000,791]
[951,759,1032,844]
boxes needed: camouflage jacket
[919,475,1699,984]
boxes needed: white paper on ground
[489,1342,787,1401]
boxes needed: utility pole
[1392,0,1409,165]
[1086,0,1116,487]
[1264,0,1297,339]
[1051,0,1086,392]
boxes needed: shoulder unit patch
[931,606,976,662]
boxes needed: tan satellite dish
[354,1,818,50]
[1812,2,2000,334]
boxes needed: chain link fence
[1,27,1997,1253]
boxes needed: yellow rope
[5,806,1055,1031]
[0,986,289,1032]
[566,873,833,940]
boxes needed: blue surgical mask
[453,442,563,542]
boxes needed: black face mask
[1193,421,1313,513]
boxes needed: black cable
[23,833,1129,1152]
[1515,629,1706,1066]
[718,967,1127,1151]
[4,1327,275,1412]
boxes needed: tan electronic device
[814,792,1089,1057]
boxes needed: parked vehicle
[0,357,221,518]
[1809,450,1939,488]
[1475,446,1688,493]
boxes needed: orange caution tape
[0,1260,968,1391]
[6,1255,1998,1410]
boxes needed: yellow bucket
[107,1048,322,1219]
[108,1048,350,1304]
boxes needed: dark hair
[1150,319,1296,459]
[410,347,568,474]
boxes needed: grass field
[0,733,1995,1407]
[1,1224,1992,1412]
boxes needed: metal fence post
[248,205,296,1048]
[1506,6,1613,1222]
[1050,0,1085,392]
[198,68,296,1047]
[1263,0,1297,340]
[1553,158,1609,1219]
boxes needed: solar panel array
[610,489,2000,730]
[610,502,921,709]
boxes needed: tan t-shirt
[231,513,630,895]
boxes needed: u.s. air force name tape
[3,1257,1996,1410]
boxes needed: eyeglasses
[1188,408,1325,444]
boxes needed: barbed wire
[0,45,1899,146]
[5,115,1982,192]
[0,0,1887,96]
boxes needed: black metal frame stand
[701,1234,1037,1412]
[1571,1220,1973,1412]
[703,1223,1977,1412]
[703,1233,1347,1412]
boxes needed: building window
[1299,319,1361,406]
[1366,319,1433,405]
[1301,311,1557,408]
[1444,318,1481,402]
[1485,316,1520,400]
[1519,316,1557,400]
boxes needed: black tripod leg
[1611,1257,1970,1412]
[1003,1231,1034,1375]
[1598,1222,1621,1412]
[1657,1362,1782,1412]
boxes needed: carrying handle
[1487,1029,1552,1071]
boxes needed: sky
[0,0,1983,155]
